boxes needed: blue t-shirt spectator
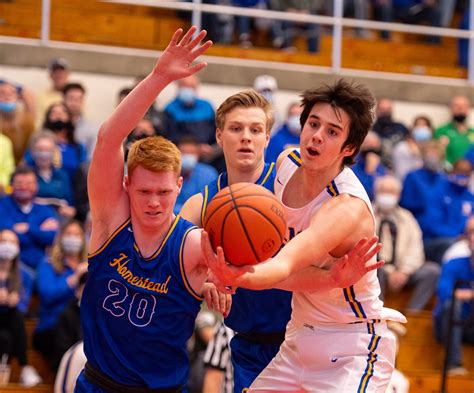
[265,124,300,164]
[0,196,58,270]
[175,163,218,214]
[35,258,76,332]
[400,167,447,236]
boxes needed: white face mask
[376,193,398,212]
[61,236,83,255]
[0,242,19,260]
[287,115,301,135]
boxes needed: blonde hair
[127,136,181,178]
[50,220,87,274]
[216,90,274,134]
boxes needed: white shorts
[249,320,396,393]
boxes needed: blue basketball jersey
[201,162,292,334]
[81,216,202,389]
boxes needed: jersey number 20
[103,279,157,327]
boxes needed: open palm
[154,26,213,81]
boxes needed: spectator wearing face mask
[123,117,156,163]
[352,131,388,200]
[372,98,410,166]
[24,102,87,187]
[174,135,218,214]
[0,80,36,163]
[0,229,42,387]
[164,75,223,170]
[0,166,59,270]
[421,159,474,264]
[374,176,440,312]
[33,220,88,368]
[400,141,447,240]
[29,132,75,222]
[435,95,474,165]
[392,115,434,181]
[253,75,281,130]
[265,102,302,163]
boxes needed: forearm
[99,72,171,147]
[275,265,336,292]
[235,256,292,290]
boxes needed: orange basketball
[203,182,287,266]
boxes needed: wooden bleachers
[0,0,467,79]
[384,291,474,393]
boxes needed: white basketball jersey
[275,149,406,325]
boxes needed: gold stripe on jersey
[179,226,204,301]
[143,215,180,260]
[201,186,209,227]
[259,162,275,186]
[357,332,381,393]
[88,218,131,258]
[288,150,302,167]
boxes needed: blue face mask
[412,126,432,142]
[0,101,17,113]
[261,90,273,104]
[181,154,198,171]
[448,174,470,188]
[178,88,195,106]
[287,115,301,135]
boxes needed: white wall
[0,64,458,130]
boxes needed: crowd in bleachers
[196,0,470,62]
[0,52,474,391]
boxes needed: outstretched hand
[201,231,252,293]
[329,236,384,288]
[154,26,213,82]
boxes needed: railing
[19,0,474,84]
[440,279,474,393]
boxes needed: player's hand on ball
[202,282,232,317]
[201,231,252,293]
[329,236,384,288]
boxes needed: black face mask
[360,148,382,159]
[377,114,392,126]
[46,120,71,131]
[453,114,467,124]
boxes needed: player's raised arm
[180,192,204,226]
[88,27,212,249]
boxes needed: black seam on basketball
[228,185,260,263]
[203,198,234,228]
[236,205,285,244]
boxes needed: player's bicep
[180,193,204,226]
[183,228,207,293]
[88,132,127,216]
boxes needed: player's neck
[227,161,265,185]
[131,214,176,259]
[301,164,343,195]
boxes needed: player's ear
[342,144,355,157]
[124,175,130,193]
[177,176,183,193]
[264,129,270,147]
[216,128,223,146]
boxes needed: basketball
[203,182,287,266]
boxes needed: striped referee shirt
[203,320,234,393]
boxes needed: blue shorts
[230,335,282,393]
